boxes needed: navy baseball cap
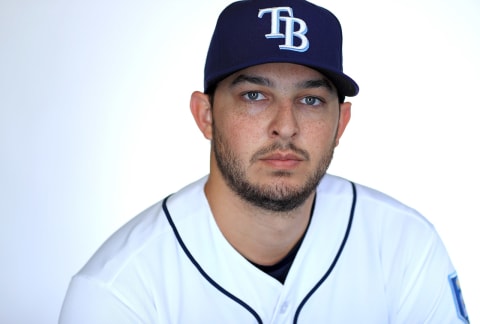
[204,0,359,100]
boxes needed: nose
[268,100,299,140]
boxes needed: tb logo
[258,7,309,52]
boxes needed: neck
[204,175,315,266]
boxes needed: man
[59,0,469,323]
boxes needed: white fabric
[59,174,466,323]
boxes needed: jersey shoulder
[322,173,433,229]
[77,176,209,284]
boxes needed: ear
[335,101,352,146]
[190,91,213,140]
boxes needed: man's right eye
[242,91,266,101]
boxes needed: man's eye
[242,91,265,101]
[301,96,323,106]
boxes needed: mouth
[259,152,304,169]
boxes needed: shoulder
[319,174,439,252]
[321,174,432,227]
[319,175,452,274]
[76,176,209,284]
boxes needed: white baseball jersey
[59,174,469,323]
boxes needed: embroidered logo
[449,272,469,323]
[258,7,309,52]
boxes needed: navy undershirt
[249,195,316,284]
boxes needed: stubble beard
[212,123,336,213]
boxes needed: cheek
[214,114,262,155]
[230,118,263,154]
[229,117,269,164]
[303,117,338,141]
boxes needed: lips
[259,152,304,169]
[262,153,303,161]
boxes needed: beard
[212,122,336,212]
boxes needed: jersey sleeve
[392,228,469,324]
[59,275,147,324]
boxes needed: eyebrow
[229,74,334,93]
[230,74,272,88]
[298,78,334,92]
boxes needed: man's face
[209,63,351,212]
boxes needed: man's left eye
[300,96,323,106]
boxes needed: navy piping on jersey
[162,181,357,324]
[162,196,263,323]
[293,181,357,323]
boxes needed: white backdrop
[1,0,478,323]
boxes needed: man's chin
[237,182,314,212]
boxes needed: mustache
[250,142,310,163]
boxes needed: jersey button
[280,302,289,314]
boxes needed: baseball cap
[204,0,359,100]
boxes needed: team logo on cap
[258,7,309,52]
